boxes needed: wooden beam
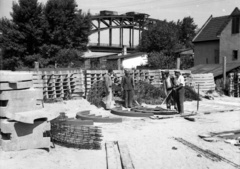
[118,142,135,169]
[105,141,122,169]
[223,56,227,89]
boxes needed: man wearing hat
[162,71,175,110]
[121,69,134,108]
[174,70,185,114]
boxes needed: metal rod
[174,137,240,168]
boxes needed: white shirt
[177,75,185,86]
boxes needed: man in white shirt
[174,70,185,114]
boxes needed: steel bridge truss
[90,15,157,49]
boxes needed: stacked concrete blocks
[32,69,85,100]
[1,119,50,151]
[0,71,51,151]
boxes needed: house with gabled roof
[193,7,240,65]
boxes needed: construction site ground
[0,96,240,169]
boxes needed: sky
[1,0,239,27]
[0,0,239,46]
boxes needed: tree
[139,20,181,55]
[147,52,176,69]
[0,0,45,70]
[0,0,91,70]
[40,0,91,67]
[178,16,197,49]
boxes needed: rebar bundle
[174,137,240,169]
[50,115,102,150]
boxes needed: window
[232,50,238,61]
[232,17,240,34]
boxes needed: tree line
[139,17,197,69]
[0,0,91,70]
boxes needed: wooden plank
[111,108,153,117]
[105,141,122,169]
[118,142,135,169]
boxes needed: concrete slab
[6,109,60,124]
[0,119,50,151]
[0,81,33,90]
[0,71,33,83]
[0,89,43,117]
[1,137,50,151]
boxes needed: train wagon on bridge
[100,10,118,16]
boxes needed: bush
[87,81,121,107]
[148,52,176,69]
[134,81,166,105]
[54,48,84,68]
[87,80,201,107]
[184,85,201,101]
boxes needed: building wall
[122,54,148,69]
[194,41,219,65]
[220,19,240,63]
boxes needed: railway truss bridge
[89,13,158,53]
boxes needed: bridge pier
[109,18,112,46]
[119,19,124,47]
[129,28,132,47]
[132,27,134,47]
[98,19,100,45]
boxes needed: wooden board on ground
[105,141,122,169]
[118,142,135,169]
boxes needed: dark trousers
[166,89,174,109]
[176,87,185,114]
[124,90,133,108]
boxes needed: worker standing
[121,70,134,108]
[173,70,185,114]
[162,71,175,110]
[104,69,114,110]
